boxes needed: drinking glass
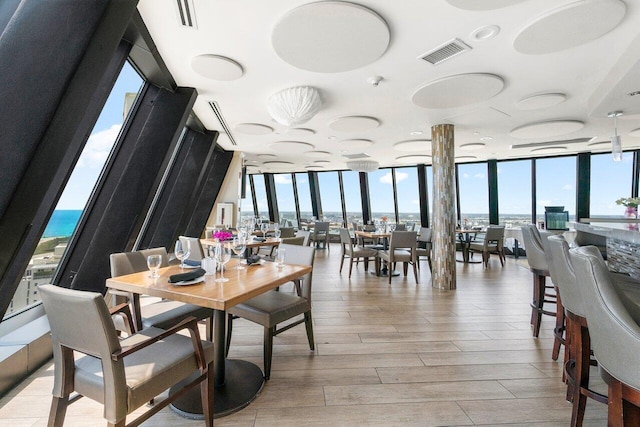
[215,244,232,282]
[274,228,281,240]
[260,222,269,237]
[174,239,191,270]
[276,247,286,269]
[231,237,246,270]
[147,254,162,278]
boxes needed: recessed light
[328,136,337,140]
[628,91,640,97]
[471,25,500,41]
[410,131,423,136]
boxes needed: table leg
[514,238,520,259]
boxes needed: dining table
[106,258,312,418]
[456,228,482,263]
[354,230,399,276]
[200,237,281,257]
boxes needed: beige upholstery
[295,230,311,246]
[468,225,505,268]
[377,231,418,284]
[309,221,330,250]
[338,228,377,278]
[280,235,305,245]
[39,284,214,427]
[279,227,295,238]
[227,244,315,380]
[415,227,432,271]
[110,248,212,335]
[179,236,204,261]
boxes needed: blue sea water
[42,210,82,238]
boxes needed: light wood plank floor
[0,246,609,426]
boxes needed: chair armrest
[109,302,135,335]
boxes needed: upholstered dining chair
[226,244,315,380]
[415,227,432,272]
[394,223,407,231]
[179,235,204,261]
[468,225,505,268]
[110,248,213,338]
[279,227,295,238]
[338,228,378,278]
[295,229,311,246]
[39,284,214,427]
[377,231,418,284]
[570,246,640,426]
[310,221,330,250]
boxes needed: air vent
[343,153,371,159]
[175,0,197,28]
[209,102,237,146]
[510,137,592,149]
[419,38,471,65]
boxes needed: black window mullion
[338,171,347,227]
[249,175,258,217]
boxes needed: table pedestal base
[170,359,264,419]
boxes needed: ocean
[42,210,82,238]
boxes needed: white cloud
[379,172,393,184]
[411,199,419,205]
[77,124,122,168]
[462,173,470,179]
[395,172,408,183]
[474,173,485,179]
[562,184,573,191]
[274,175,292,184]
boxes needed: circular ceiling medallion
[629,128,640,138]
[257,153,276,158]
[234,123,274,135]
[340,139,374,149]
[268,141,315,152]
[329,116,380,132]
[455,156,477,161]
[305,165,324,170]
[262,160,294,167]
[513,0,626,55]
[446,0,527,11]
[510,120,584,139]
[516,93,566,110]
[460,143,485,151]
[588,141,611,148]
[396,155,431,164]
[314,160,331,164]
[393,139,432,152]
[531,147,568,154]
[191,55,244,80]
[285,128,316,137]
[305,150,331,158]
[412,74,504,109]
[272,1,390,73]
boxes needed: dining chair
[338,228,378,278]
[39,284,214,427]
[310,221,330,250]
[377,231,418,284]
[226,244,315,380]
[280,235,305,245]
[179,235,205,261]
[394,223,407,231]
[415,227,432,272]
[468,225,505,268]
[110,248,213,338]
[570,246,640,426]
[279,227,295,238]
[295,229,311,246]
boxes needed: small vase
[624,206,638,219]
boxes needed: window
[317,171,342,226]
[274,173,296,224]
[457,162,489,227]
[240,174,255,217]
[5,62,143,319]
[536,156,576,222]
[368,168,395,222]
[252,174,269,219]
[341,171,362,227]
[497,159,532,227]
[395,167,420,227]
[295,173,313,222]
[590,152,633,217]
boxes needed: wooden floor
[0,246,610,426]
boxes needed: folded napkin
[168,268,206,283]
[253,237,266,242]
[183,259,201,267]
[246,254,262,265]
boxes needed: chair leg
[48,396,69,427]
[403,262,408,276]
[427,255,432,272]
[263,326,275,380]
[339,253,345,273]
[552,290,565,361]
[571,319,591,427]
[304,311,315,351]
[201,361,215,427]
[531,274,546,337]
[225,314,233,358]
[349,257,354,278]
[206,316,213,342]
[609,378,624,427]
[413,261,418,283]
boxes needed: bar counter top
[574,221,640,245]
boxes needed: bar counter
[575,221,640,278]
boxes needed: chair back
[339,228,353,254]
[295,229,311,246]
[363,224,375,232]
[547,235,584,317]
[394,223,407,231]
[280,236,305,245]
[351,222,362,231]
[179,236,204,260]
[281,243,315,300]
[520,225,548,271]
[418,227,432,243]
[279,227,295,238]
[314,221,330,233]
[483,226,505,249]
[570,246,640,390]
[110,247,169,277]
[390,231,417,257]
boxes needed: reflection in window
[395,167,420,228]
[457,162,489,227]
[497,160,532,227]
[536,156,576,222]
[591,152,633,217]
[5,62,143,319]
[295,173,313,222]
[368,168,395,222]
[317,171,342,226]
[252,174,269,219]
[341,171,363,227]
[274,173,296,225]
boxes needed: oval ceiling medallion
[513,0,626,55]
[393,139,432,152]
[305,165,324,170]
[285,128,316,137]
[234,123,274,135]
[531,147,568,154]
[191,55,244,80]
[396,155,431,164]
[305,150,331,158]
[446,0,527,11]
[455,156,477,161]
[268,141,315,152]
[629,128,640,138]
[329,116,380,132]
[272,1,390,73]
[516,93,566,110]
[314,160,331,164]
[257,153,276,158]
[262,160,294,167]
[340,139,374,149]
[510,120,584,139]
[588,141,611,148]
[412,74,504,109]
[459,143,485,151]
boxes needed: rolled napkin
[246,254,262,265]
[253,237,266,242]
[183,259,201,267]
[168,268,206,283]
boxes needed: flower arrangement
[380,216,388,222]
[213,230,233,241]
[616,197,640,208]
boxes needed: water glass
[147,254,162,278]
[274,228,281,240]
[215,244,232,282]
[276,247,286,269]
[232,237,246,270]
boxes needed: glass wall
[317,171,342,228]
[395,166,420,228]
[368,168,396,223]
[5,62,143,319]
[590,152,634,217]
[535,156,576,222]
[252,174,269,220]
[240,174,255,217]
[497,159,532,227]
[295,172,313,223]
[457,162,489,227]
[273,173,296,225]
[341,170,363,228]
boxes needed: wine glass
[215,244,232,282]
[260,222,269,238]
[275,247,286,269]
[274,228,281,240]
[231,237,246,270]
[147,254,162,278]
[174,239,190,270]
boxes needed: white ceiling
[137,0,640,174]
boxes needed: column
[431,124,456,290]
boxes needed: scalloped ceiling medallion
[272,1,390,73]
[509,120,584,139]
[234,123,274,135]
[393,140,432,152]
[191,55,244,80]
[513,0,626,55]
[329,116,380,132]
[516,93,566,110]
[268,141,315,152]
[412,73,504,109]
[446,0,527,11]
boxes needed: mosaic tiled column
[431,124,456,290]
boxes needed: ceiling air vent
[343,153,371,159]
[209,102,237,146]
[420,38,471,65]
[175,0,197,28]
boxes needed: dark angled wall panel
[360,172,371,225]
[575,153,590,221]
[56,86,197,293]
[417,164,429,227]
[0,0,137,319]
[265,174,279,223]
[488,160,499,225]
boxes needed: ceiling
[137,0,640,174]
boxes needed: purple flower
[213,230,233,241]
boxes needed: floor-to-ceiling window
[497,159,532,227]
[274,173,296,224]
[295,172,313,221]
[395,166,420,228]
[368,168,396,223]
[536,156,576,222]
[457,162,489,227]
[240,174,255,218]
[341,170,363,227]
[252,174,269,219]
[4,62,143,319]
[317,171,342,228]
[590,152,634,217]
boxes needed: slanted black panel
[56,86,197,293]
[360,172,371,224]
[265,174,279,223]
[309,172,322,218]
[0,0,20,34]
[417,165,429,227]
[488,160,499,225]
[0,0,137,318]
[575,153,590,221]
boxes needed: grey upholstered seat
[279,227,295,238]
[39,284,214,427]
[570,246,640,425]
[377,231,418,284]
[468,225,505,268]
[415,227,432,272]
[295,229,311,246]
[227,244,315,380]
[179,235,204,261]
[309,221,330,249]
[339,228,377,278]
[280,235,305,245]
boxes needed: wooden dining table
[456,228,481,263]
[106,258,311,418]
[353,230,399,276]
[200,237,281,257]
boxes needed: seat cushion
[351,247,378,257]
[229,291,311,328]
[141,301,212,330]
[378,249,412,263]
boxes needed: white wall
[205,151,243,234]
